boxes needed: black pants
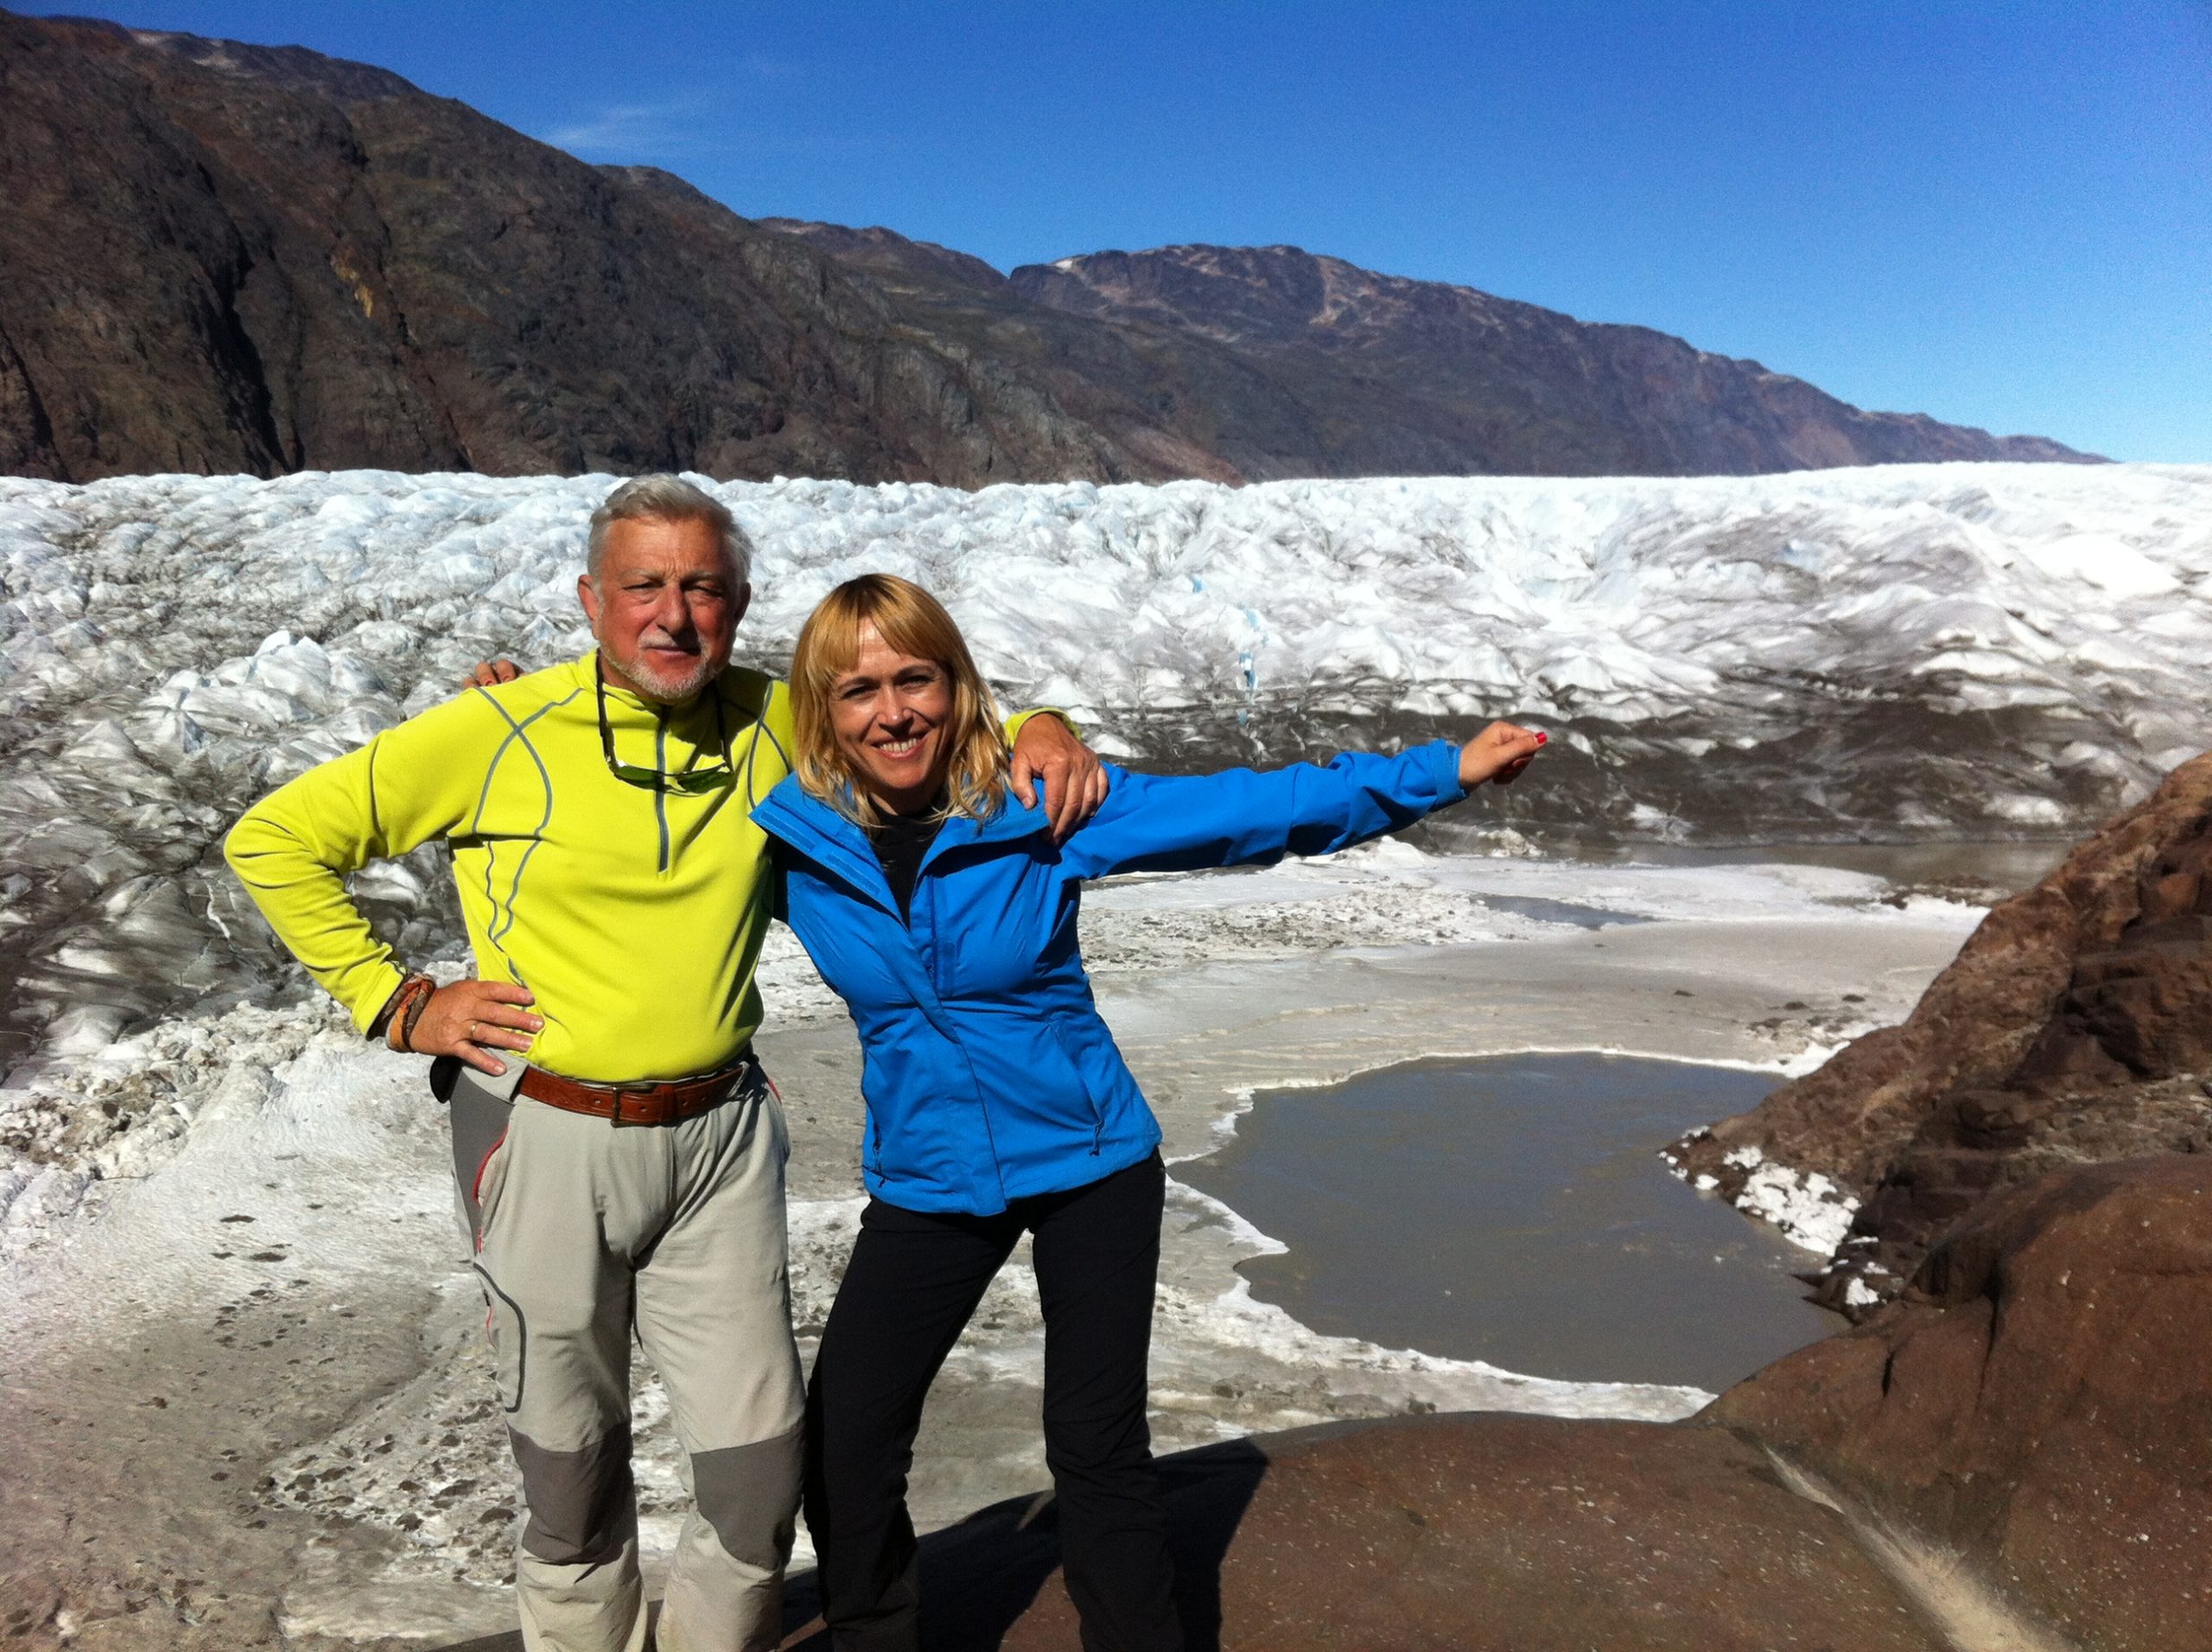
[804,1153,1182,1652]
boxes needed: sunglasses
[596,666,735,795]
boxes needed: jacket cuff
[1426,738,1470,805]
[346,962,411,1037]
[1004,707,1081,744]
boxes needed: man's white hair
[587,474,754,585]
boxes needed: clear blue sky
[33,2,2212,461]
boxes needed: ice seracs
[4,461,2206,1067]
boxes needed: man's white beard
[613,639,722,703]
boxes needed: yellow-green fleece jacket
[225,654,792,1084]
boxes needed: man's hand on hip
[412,979,543,1076]
[1009,715,1110,842]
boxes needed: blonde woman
[756,574,1543,1652]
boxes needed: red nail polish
[1535,732,1548,745]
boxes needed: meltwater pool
[1176,1052,1842,1393]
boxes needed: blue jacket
[752,742,1468,1215]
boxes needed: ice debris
[0,994,354,1257]
[1719,1145,1861,1256]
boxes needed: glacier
[2,460,2207,1072]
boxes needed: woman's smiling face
[830,621,955,815]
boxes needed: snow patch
[1720,1147,1861,1255]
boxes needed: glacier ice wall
[2,461,2209,1067]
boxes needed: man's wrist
[371,973,436,1051]
[365,975,410,1039]
[1007,707,1081,743]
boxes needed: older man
[225,475,1103,1652]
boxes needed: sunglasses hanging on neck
[595,663,736,795]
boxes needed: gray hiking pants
[443,1057,805,1652]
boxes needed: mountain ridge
[1003,242,2096,473]
[0,10,2101,485]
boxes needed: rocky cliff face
[1009,244,2101,475]
[1675,753,2212,1309]
[2,12,2099,485]
[0,14,1135,486]
[1709,1156,2212,1652]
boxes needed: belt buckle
[608,1087,651,1128]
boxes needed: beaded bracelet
[397,979,437,1052]
[371,973,436,1052]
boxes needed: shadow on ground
[434,1439,1267,1652]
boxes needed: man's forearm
[226,797,410,1033]
[226,694,492,1032]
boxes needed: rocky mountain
[1008,244,2098,475]
[1,10,2099,486]
[0,13,1137,486]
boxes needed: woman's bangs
[795,600,868,689]
[866,597,964,679]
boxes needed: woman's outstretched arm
[1056,722,1544,881]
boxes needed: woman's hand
[410,979,543,1076]
[1459,722,1547,789]
[464,659,522,689]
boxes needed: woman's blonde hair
[790,574,1009,826]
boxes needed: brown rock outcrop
[836,1418,1947,1652]
[1710,1155,2212,1650]
[1674,753,2212,1301]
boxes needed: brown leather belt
[517,1052,757,1127]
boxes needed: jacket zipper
[915,867,1008,1200]
[652,710,671,872]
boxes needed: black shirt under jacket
[867,809,946,923]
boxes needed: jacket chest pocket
[913,866,1057,998]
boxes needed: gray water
[1178,1053,1842,1394]
[1469,894,1656,930]
[1602,838,2066,897]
